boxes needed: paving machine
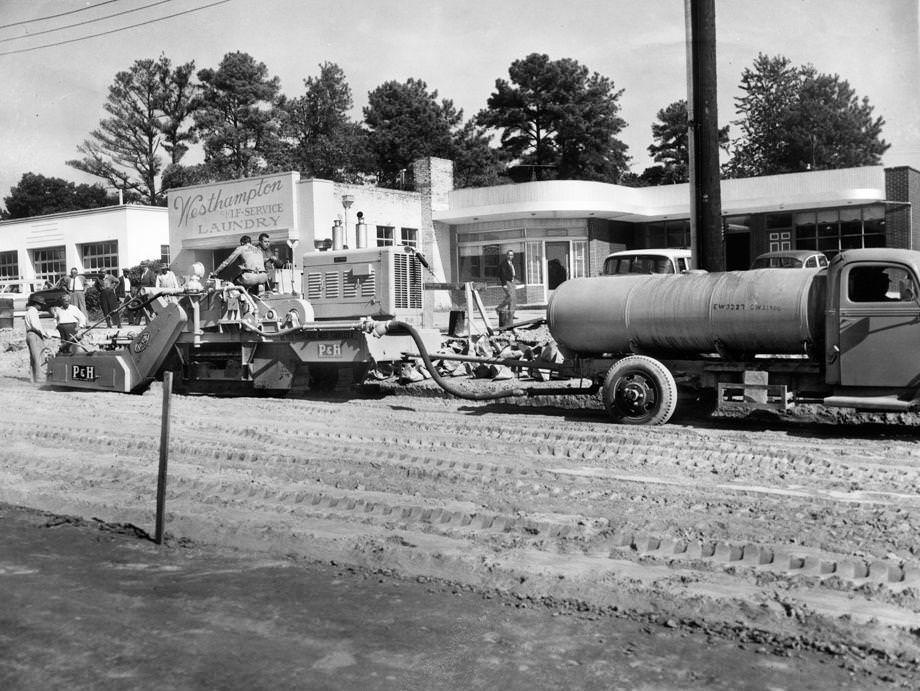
[45,246,440,394]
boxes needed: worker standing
[116,268,131,306]
[258,233,284,293]
[66,267,87,317]
[23,297,52,383]
[99,272,121,328]
[496,249,517,328]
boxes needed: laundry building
[0,204,169,290]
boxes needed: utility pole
[685,0,724,271]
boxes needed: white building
[0,205,169,289]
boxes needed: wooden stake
[154,372,173,544]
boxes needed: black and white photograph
[1,1,919,688]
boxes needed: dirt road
[2,329,920,683]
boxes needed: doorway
[724,232,751,270]
[545,241,570,291]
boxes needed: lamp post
[341,194,354,248]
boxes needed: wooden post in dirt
[154,372,173,544]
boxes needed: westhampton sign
[169,173,297,239]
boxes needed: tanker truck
[538,247,920,425]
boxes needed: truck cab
[825,248,920,391]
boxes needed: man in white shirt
[23,297,52,383]
[155,265,179,289]
[54,293,87,354]
[66,267,88,317]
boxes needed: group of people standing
[25,235,287,384]
[24,265,140,383]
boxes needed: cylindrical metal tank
[332,220,344,250]
[547,269,826,355]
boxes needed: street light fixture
[342,194,355,248]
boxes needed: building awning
[434,166,888,224]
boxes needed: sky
[0,0,918,205]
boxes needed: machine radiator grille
[323,271,340,299]
[343,269,375,299]
[393,253,422,309]
[362,269,376,297]
[306,272,322,301]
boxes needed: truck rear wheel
[602,356,677,425]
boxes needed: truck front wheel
[602,356,677,425]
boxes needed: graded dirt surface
[2,503,880,690]
[2,324,920,687]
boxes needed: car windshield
[752,256,804,269]
[604,255,674,275]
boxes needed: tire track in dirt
[4,377,920,657]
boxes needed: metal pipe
[422,351,570,373]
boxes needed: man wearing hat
[23,296,52,383]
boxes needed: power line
[0,0,232,57]
[0,0,178,44]
[0,0,124,30]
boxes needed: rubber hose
[387,320,527,401]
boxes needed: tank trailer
[43,246,920,427]
[540,247,920,424]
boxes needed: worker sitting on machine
[210,235,268,293]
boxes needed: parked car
[602,248,694,276]
[751,250,828,270]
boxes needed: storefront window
[0,250,17,281]
[81,241,119,273]
[793,206,887,257]
[648,220,690,248]
[572,241,587,278]
[459,242,525,283]
[31,246,66,286]
[526,242,544,285]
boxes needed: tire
[601,355,678,425]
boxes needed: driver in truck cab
[210,235,268,292]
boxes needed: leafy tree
[2,172,116,219]
[67,56,197,205]
[631,99,729,185]
[451,120,507,188]
[194,52,284,179]
[363,78,462,189]
[476,53,629,182]
[278,62,370,182]
[157,58,198,165]
[726,54,889,177]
